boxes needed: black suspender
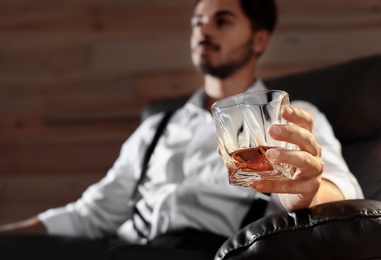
[130,110,175,203]
[130,110,175,238]
[240,193,271,229]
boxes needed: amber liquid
[228,146,275,176]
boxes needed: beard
[194,36,254,79]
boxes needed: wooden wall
[1,0,380,225]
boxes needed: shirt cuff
[38,207,79,236]
[322,173,364,200]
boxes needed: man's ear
[252,29,270,57]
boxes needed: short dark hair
[194,0,278,33]
[239,0,277,33]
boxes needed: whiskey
[227,146,294,185]
[229,146,275,174]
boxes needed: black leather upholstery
[108,244,213,260]
[215,199,381,260]
[265,55,381,144]
[0,233,109,260]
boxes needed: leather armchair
[142,54,381,259]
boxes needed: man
[0,0,363,256]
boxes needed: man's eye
[216,18,231,27]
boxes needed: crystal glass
[211,90,296,187]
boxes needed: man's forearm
[0,216,47,234]
[310,179,345,208]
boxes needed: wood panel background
[0,0,380,225]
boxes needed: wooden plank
[1,82,140,137]
[43,107,141,126]
[93,37,193,72]
[277,12,381,31]
[0,44,91,75]
[0,107,46,138]
[0,5,192,34]
[0,7,99,32]
[0,102,140,137]
[0,174,104,224]
[0,69,143,141]
[0,71,135,106]
[277,0,381,13]
[0,134,128,176]
[0,0,379,12]
[0,31,98,48]
[0,175,103,203]
[0,5,192,47]
[0,0,194,10]
[135,69,202,100]
[100,6,192,35]
[260,29,381,66]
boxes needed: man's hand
[251,105,344,211]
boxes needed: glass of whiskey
[211,90,296,187]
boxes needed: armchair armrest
[215,199,381,260]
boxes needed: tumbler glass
[211,90,296,187]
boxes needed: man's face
[191,0,255,79]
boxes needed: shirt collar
[186,78,267,110]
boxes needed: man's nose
[200,21,214,36]
[194,19,214,38]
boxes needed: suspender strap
[240,193,271,229]
[130,110,175,202]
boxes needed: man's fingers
[282,105,313,133]
[266,149,324,175]
[251,177,320,195]
[268,124,322,157]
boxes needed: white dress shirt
[39,80,363,243]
